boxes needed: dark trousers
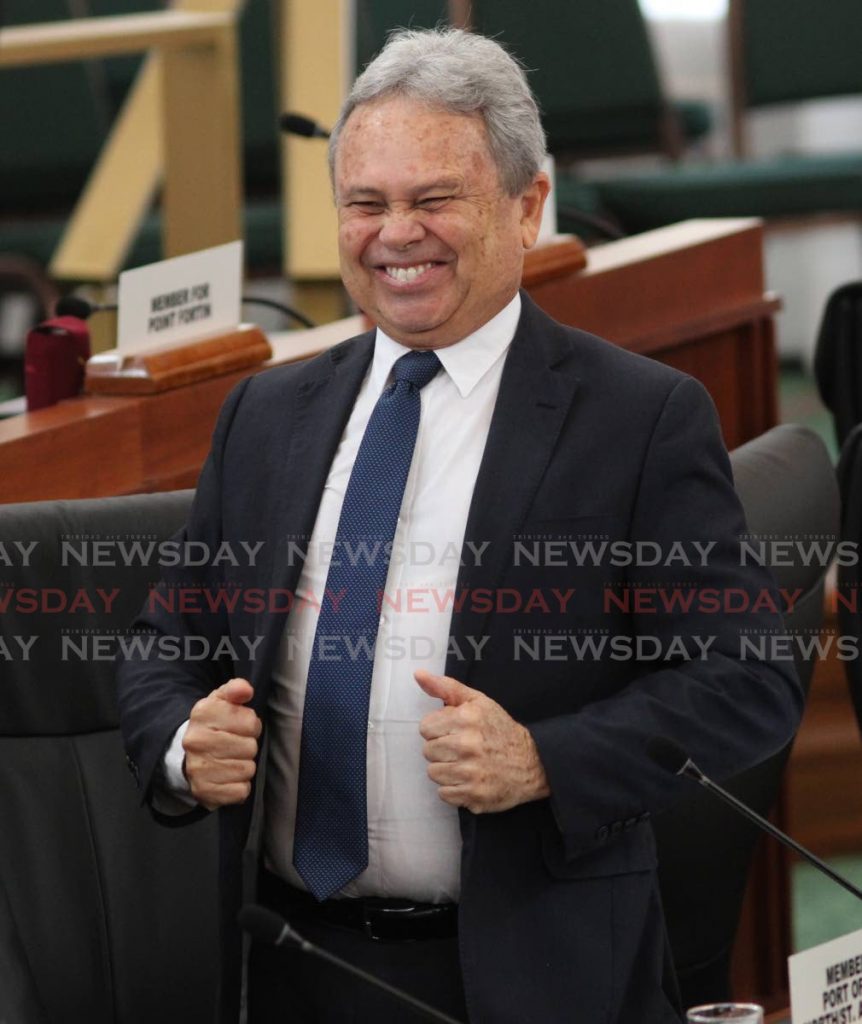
[248,881,469,1023]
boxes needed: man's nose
[378,209,426,249]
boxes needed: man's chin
[373,307,453,348]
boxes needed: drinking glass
[686,1005,764,1024]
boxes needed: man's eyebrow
[341,179,462,201]
[341,187,386,201]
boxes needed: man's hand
[416,669,550,814]
[182,678,262,811]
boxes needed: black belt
[259,869,458,942]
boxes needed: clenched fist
[182,677,262,811]
[416,669,550,814]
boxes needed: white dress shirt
[164,293,521,902]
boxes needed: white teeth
[385,262,433,282]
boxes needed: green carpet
[793,855,862,951]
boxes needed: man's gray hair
[328,27,547,196]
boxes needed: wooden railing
[0,0,243,284]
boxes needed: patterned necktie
[293,348,442,901]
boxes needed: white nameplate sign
[789,927,862,1024]
[117,240,243,353]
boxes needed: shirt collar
[370,292,521,399]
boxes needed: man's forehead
[341,95,487,141]
[335,98,496,186]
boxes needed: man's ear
[520,172,552,250]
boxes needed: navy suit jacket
[118,293,802,1023]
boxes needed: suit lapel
[252,331,375,686]
[446,296,581,684]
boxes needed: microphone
[647,736,862,903]
[239,904,465,1024]
[54,296,117,319]
[279,112,331,139]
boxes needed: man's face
[334,96,549,349]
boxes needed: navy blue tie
[293,348,442,901]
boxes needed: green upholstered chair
[0,0,108,219]
[350,1,710,240]
[571,0,862,235]
[572,153,862,235]
[354,0,450,73]
[729,0,862,156]
[470,0,711,161]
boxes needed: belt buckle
[362,902,417,942]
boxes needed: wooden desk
[0,218,777,504]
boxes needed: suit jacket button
[596,825,610,842]
[623,817,638,830]
[610,821,624,836]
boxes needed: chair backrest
[835,422,862,739]
[354,0,450,75]
[470,0,683,160]
[351,0,691,160]
[0,489,220,1024]
[729,0,862,154]
[653,424,839,1006]
[0,0,108,216]
[814,281,862,450]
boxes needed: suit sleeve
[527,375,804,858]
[116,376,253,817]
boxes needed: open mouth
[379,261,444,284]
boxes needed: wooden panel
[788,616,862,856]
[280,0,348,279]
[532,218,766,346]
[0,11,230,67]
[161,24,242,258]
[136,366,259,489]
[0,398,142,502]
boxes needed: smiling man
[117,27,801,1024]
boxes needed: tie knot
[391,349,441,391]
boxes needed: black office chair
[835,423,862,740]
[814,281,862,450]
[653,424,839,1007]
[0,489,218,1024]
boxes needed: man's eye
[417,196,450,210]
[350,201,384,213]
